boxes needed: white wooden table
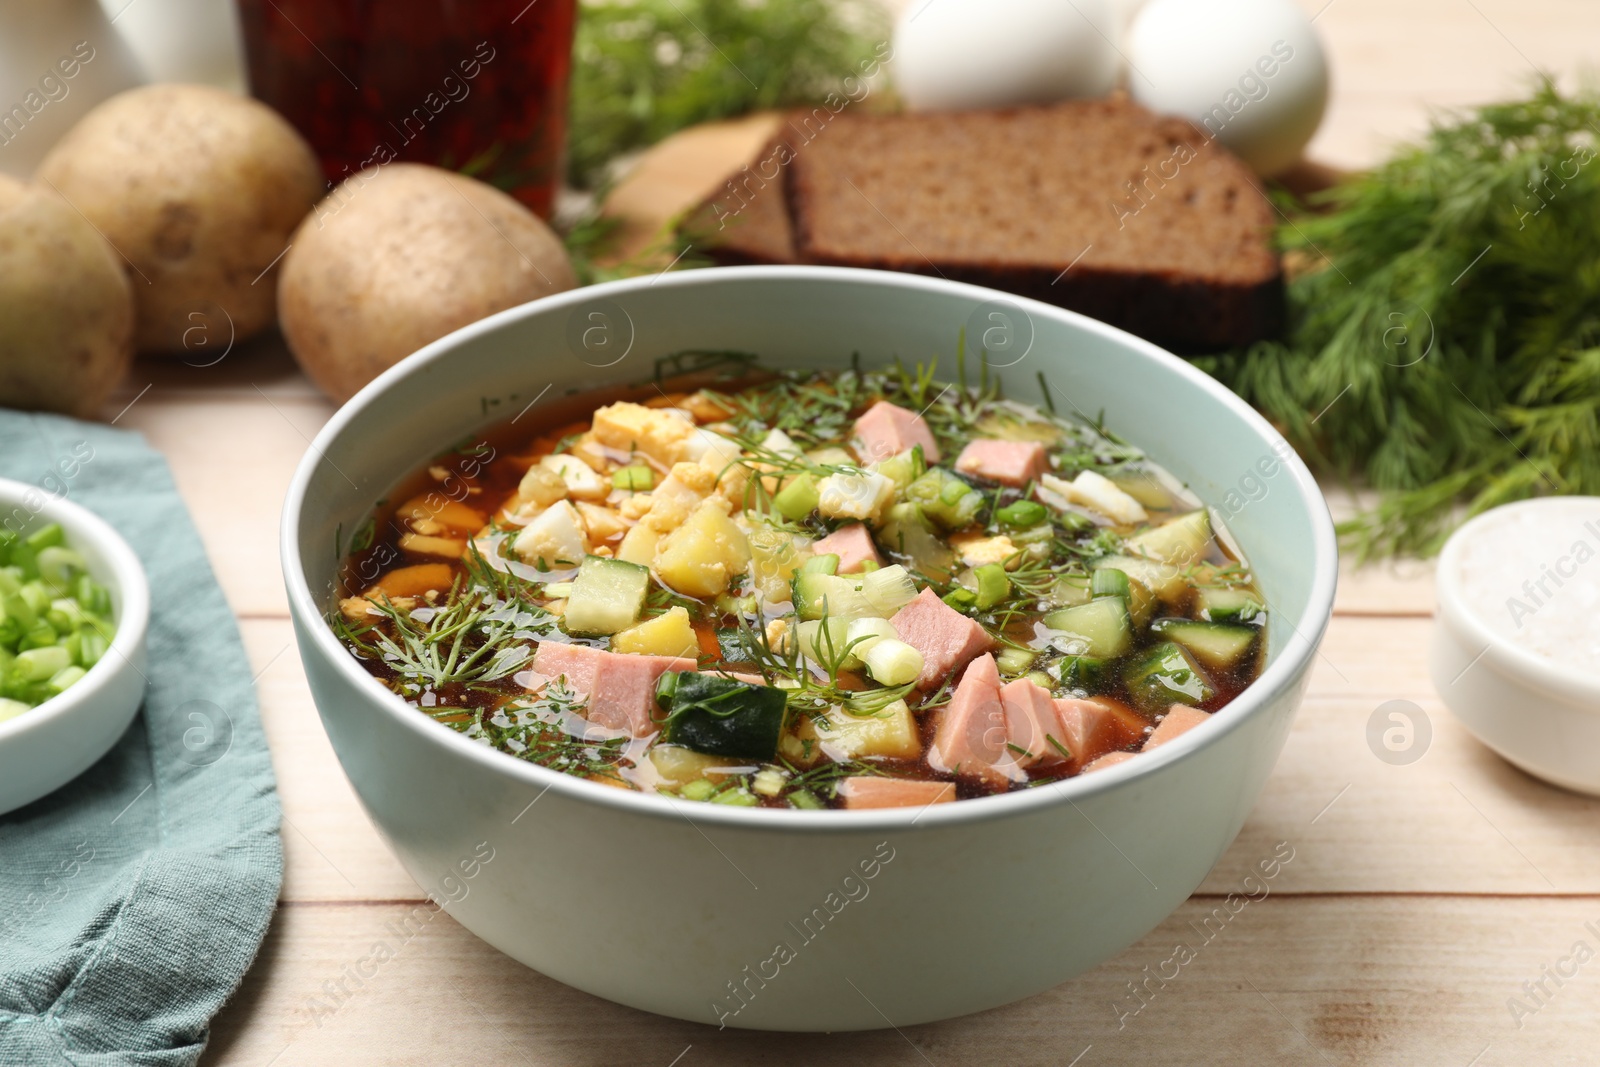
[103,2,1598,1062]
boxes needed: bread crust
[684,99,1284,351]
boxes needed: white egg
[893,0,1120,112]
[1126,0,1329,176]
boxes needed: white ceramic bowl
[282,267,1338,1030]
[1431,497,1600,794]
[0,478,150,815]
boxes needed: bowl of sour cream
[1432,497,1600,794]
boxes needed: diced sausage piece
[1143,705,1212,751]
[1000,677,1068,768]
[530,643,695,738]
[810,523,884,574]
[928,654,1020,788]
[530,641,607,697]
[889,587,994,691]
[1081,751,1138,774]
[954,439,1048,487]
[590,653,697,737]
[1053,696,1149,773]
[837,777,956,810]
[852,400,941,464]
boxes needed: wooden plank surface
[75,1,1590,1061]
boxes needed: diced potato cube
[576,502,627,542]
[512,500,588,568]
[780,700,920,764]
[642,462,716,533]
[617,523,660,567]
[591,401,697,466]
[654,500,750,598]
[516,465,568,511]
[611,606,698,658]
[650,745,744,786]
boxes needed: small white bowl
[0,478,150,815]
[1432,497,1600,794]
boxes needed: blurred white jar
[0,0,144,177]
[96,0,244,89]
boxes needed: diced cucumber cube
[773,474,820,522]
[1091,567,1130,600]
[1094,553,1186,602]
[1043,597,1133,659]
[563,556,650,635]
[1122,642,1214,714]
[1196,586,1265,624]
[1123,510,1212,568]
[876,503,958,582]
[1152,618,1259,672]
[800,553,839,576]
[1057,654,1110,691]
[657,672,788,759]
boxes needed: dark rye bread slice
[681,132,798,265]
[784,99,1283,351]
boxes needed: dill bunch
[1199,79,1600,559]
[568,0,889,188]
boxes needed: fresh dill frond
[1203,78,1600,558]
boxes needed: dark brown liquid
[236,0,575,217]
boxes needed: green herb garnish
[1203,79,1600,558]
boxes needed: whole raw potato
[279,164,578,404]
[0,175,133,418]
[36,84,323,355]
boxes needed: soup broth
[330,356,1269,810]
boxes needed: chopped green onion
[974,563,1011,609]
[861,638,924,686]
[996,500,1047,528]
[611,465,655,491]
[680,778,717,801]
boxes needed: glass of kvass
[234,0,576,218]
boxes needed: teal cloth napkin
[0,411,281,1066]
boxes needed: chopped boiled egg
[540,454,608,501]
[512,500,588,568]
[1041,470,1149,525]
[817,468,895,522]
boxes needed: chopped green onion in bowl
[0,522,118,723]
